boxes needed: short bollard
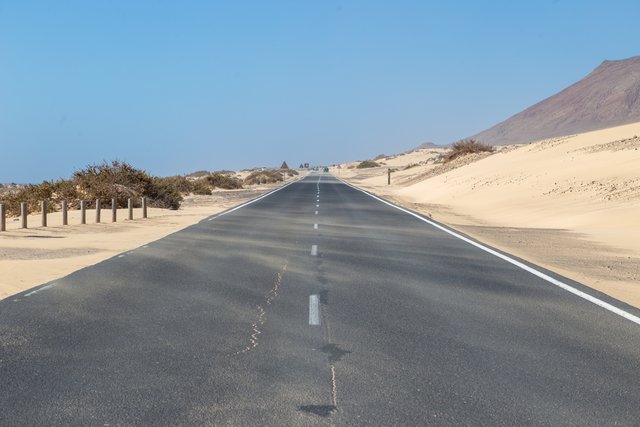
[111,199,117,222]
[142,197,147,219]
[128,198,133,220]
[62,200,68,226]
[41,201,47,227]
[95,199,101,223]
[80,200,86,224]
[20,202,27,229]
[0,204,5,232]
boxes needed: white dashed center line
[311,245,318,256]
[309,294,320,325]
[314,224,318,229]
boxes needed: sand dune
[339,122,640,307]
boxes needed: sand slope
[340,122,640,307]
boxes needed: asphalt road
[1,173,640,426]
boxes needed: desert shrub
[243,169,284,185]
[285,169,299,177]
[147,177,183,210]
[0,181,62,215]
[158,175,213,195]
[159,176,197,194]
[356,160,380,169]
[404,163,419,170]
[206,173,243,189]
[373,154,387,160]
[190,179,212,195]
[0,160,188,215]
[444,139,494,162]
[73,161,188,209]
[186,170,211,178]
[72,161,155,207]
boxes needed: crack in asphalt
[234,262,288,355]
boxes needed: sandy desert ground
[0,181,291,301]
[338,122,640,308]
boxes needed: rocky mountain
[412,142,442,150]
[469,56,640,145]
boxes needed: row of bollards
[0,197,148,231]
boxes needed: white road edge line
[339,178,640,326]
[24,283,57,297]
[309,294,320,325]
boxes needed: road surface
[1,173,639,425]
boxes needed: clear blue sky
[1,1,638,183]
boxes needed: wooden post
[41,201,47,227]
[20,202,27,229]
[0,204,5,232]
[111,199,117,222]
[80,200,86,224]
[142,197,147,219]
[128,198,133,220]
[95,199,101,223]
[62,200,68,225]
[387,168,391,185]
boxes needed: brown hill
[469,56,640,145]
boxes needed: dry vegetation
[205,173,243,190]
[444,139,494,162]
[356,160,380,169]
[0,162,261,216]
[243,169,298,185]
[0,161,186,214]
